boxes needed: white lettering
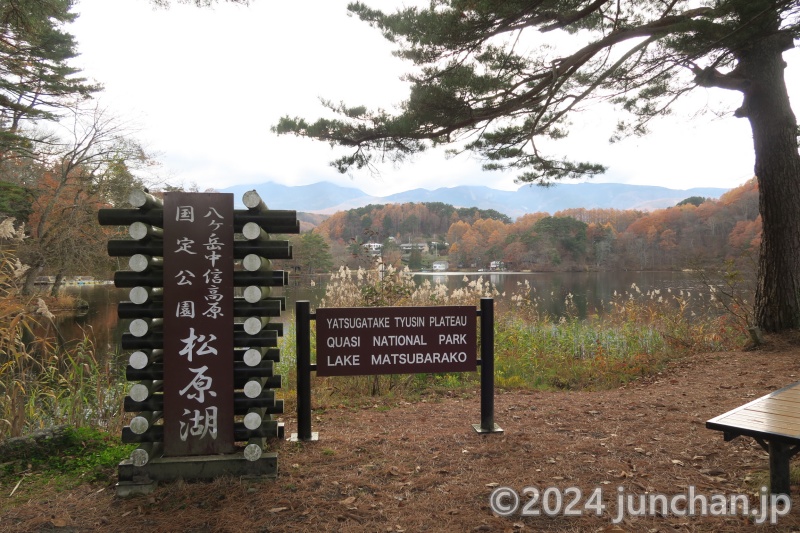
[393,316,425,328]
[326,317,390,329]
[328,354,360,366]
[429,315,468,327]
[370,352,468,366]
[372,334,428,347]
[438,333,467,344]
[326,336,360,348]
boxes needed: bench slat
[741,401,800,416]
[716,398,800,425]
[723,412,800,433]
[764,395,800,407]
[712,416,799,440]
[708,382,800,425]
[766,390,800,401]
[707,381,800,495]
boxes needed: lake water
[53,270,709,354]
[417,270,707,317]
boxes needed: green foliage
[456,206,510,225]
[1,426,129,474]
[275,1,795,184]
[0,426,134,492]
[0,182,35,222]
[533,216,588,259]
[493,317,670,390]
[293,231,334,275]
[0,0,101,154]
[33,336,128,432]
[0,239,127,439]
[676,196,708,207]
[407,247,422,269]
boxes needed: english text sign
[316,306,476,376]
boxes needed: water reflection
[431,274,448,285]
[54,284,128,353]
[413,270,707,318]
[48,271,709,351]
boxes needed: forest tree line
[295,179,760,273]
[0,175,759,292]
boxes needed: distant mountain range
[218,181,729,219]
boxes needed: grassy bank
[1,260,749,440]
[277,265,748,401]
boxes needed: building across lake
[432,261,449,272]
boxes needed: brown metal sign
[163,192,235,456]
[316,306,476,376]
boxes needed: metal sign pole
[292,300,317,441]
[474,297,503,434]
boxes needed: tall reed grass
[0,231,752,437]
[0,222,127,439]
[304,262,749,397]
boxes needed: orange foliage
[314,180,762,271]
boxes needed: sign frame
[292,298,502,441]
[315,305,477,376]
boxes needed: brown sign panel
[163,192,235,456]
[316,306,476,376]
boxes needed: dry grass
[0,241,126,439]
[3,336,800,532]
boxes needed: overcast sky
[67,0,799,196]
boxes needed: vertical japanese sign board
[163,192,235,456]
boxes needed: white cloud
[68,0,792,196]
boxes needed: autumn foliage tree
[314,179,761,273]
[17,106,147,294]
[318,202,510,243]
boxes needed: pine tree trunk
[742,33,800,332]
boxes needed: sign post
[292,298,502,441]
[101,189,298,495]
[316,305,476,376]
[474,297,502,433]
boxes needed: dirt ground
[4,336,800,532]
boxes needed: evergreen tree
[408,247,422,270]
[0,182,35,222]
[294,232,334,275]
[0,0,100,157]
[275,1,800,332]
[677,196,709,207]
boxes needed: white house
[432,260,449,272]
[363,242,383,256]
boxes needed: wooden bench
[707,381,800,495]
